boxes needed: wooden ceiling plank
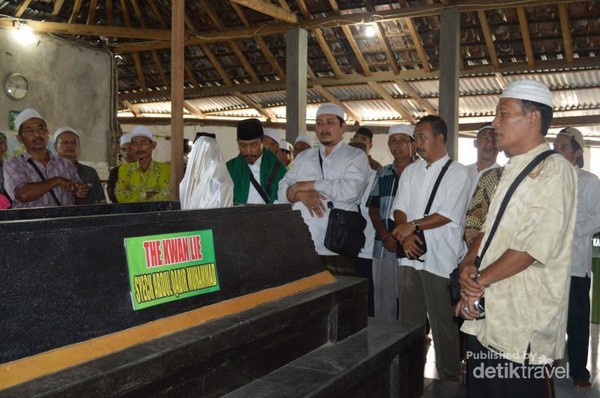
[86,0,97,25]
[184,14,233,86]
[404,18,431,73]
[232,91,278,122]
[106,0,113,26]
[120,0,146,92]
[15,0,32,18]
[69,0,83,24]
[394,80,437,115]
[368,81,416,123]
[52,0,66,16]
[342,25,372,76]
[516,6,535,67]
[199,0,260,84]
[130,0,170,89]
[477,9,500,68]
[230,2,286,79]
[183,101,206,119]
[229,0,298,24]
[123,100,142,117]
[313,85,363,124]
[558,3,574,63]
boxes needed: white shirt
[278,141,371,255]
[246,154,264,204]
[359,170,377,259]
[390,155,473,277]
[467,162,500,198]
[572,167,600,277]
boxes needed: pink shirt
[3,151,81,208]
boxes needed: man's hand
[74,183,90,199]
[459,261,484,297]
[297,191,327,218]
[392,222,415,243]
[454,289,483,320]
[382,232,398,252]
[52,177,77,191]
[400,233,423,259]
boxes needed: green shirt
[226,150,286,205]
[115,160,172,203]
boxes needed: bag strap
[264,160,283,196]
[478,150,556,264]
[247,164,270,204]
[423,158,453,216]
[25,156,63,206]
[318,150,361,214]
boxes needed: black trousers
[466,335,554,398]
[355,257,374,317]
[567,275,591,381]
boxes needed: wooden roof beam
[558,3,574,63]
[120,0,146,93]
[477,9,500,68]
[52,0,66,16]
[313,85,363,124]
[516,6,535,67]
[404,18,431,73]
[68,0,83,24]
[368,82,417,124]
[328,0,371,76]
[86,0,97,25]
[15,0,32,18]
[123,100,142,117]
[394,80,437,115]
[232,91,279,122]
[229,0,298,24]
[183,101,206,119]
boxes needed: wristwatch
[411,219,420,231]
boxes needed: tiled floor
[421,324,600,397]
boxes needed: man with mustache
[3,108,89,208]
[467,123,500,191]
[391,115,473,381]
[106,133,138,203]
[459,80,577,396]
[115,126,171,203]
[227,118,286,205]
[278,103,370,276]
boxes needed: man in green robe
[226,118,286,205]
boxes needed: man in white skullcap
[262,128,282,155]
[366,124,415,321]
[554,127,600,389]
[106,133,138,203]
[278,103,370,276]
[277,139,294,168]
[3,108,89,208]
[54,127,105,204]
[459,79,577,395]
[293,134,313,157]
[115,126,172,202]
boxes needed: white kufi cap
[15,108,44,132]
[388,124,415,138]
[263,128,281,142]
[130,125,154,141]
[294,134,314,146]
[53,127,79,144]
[500,79,554,108]
[316,103,345,119]
[279,139,293,151]
[120,133,132,146]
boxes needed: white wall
[0,29,114,172]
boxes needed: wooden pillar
[170,0,185,200]
[285,28,307,143]
[439,7,460,159]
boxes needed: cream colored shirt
[462,143,577,365]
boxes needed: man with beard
[391,115,472,381]
[278,103,370,276]
[53,127,105,204]
[106,133,138,203]
[115,126,171,203]
[367,124,415,320]
[459,79,577,396]
[227,118,286,205]
[3,108,89,208]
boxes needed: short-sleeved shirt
[3,151,81,208]
[390,155,473,277]
[76,162,106,204]
[367,163,401,260]
[571,167,600,277]
[464,167,504,249]
[461,143,578,365]
[115,160,172,203]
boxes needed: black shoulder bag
[319,151,367,257]
[448,150,556,305]
[397,158,453,261]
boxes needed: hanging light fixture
[11,21,37,45]
[364,24,376,38]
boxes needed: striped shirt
[366,164,400,260]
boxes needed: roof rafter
[232,91,279,122]
[558,3,574,63]
[15,0,32,18]
[368,81,417,124]
[86,0,97,25]
[119,0,146,93]
[516,6,535,67]
[229,0,298,24]
[313,85,363,124]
